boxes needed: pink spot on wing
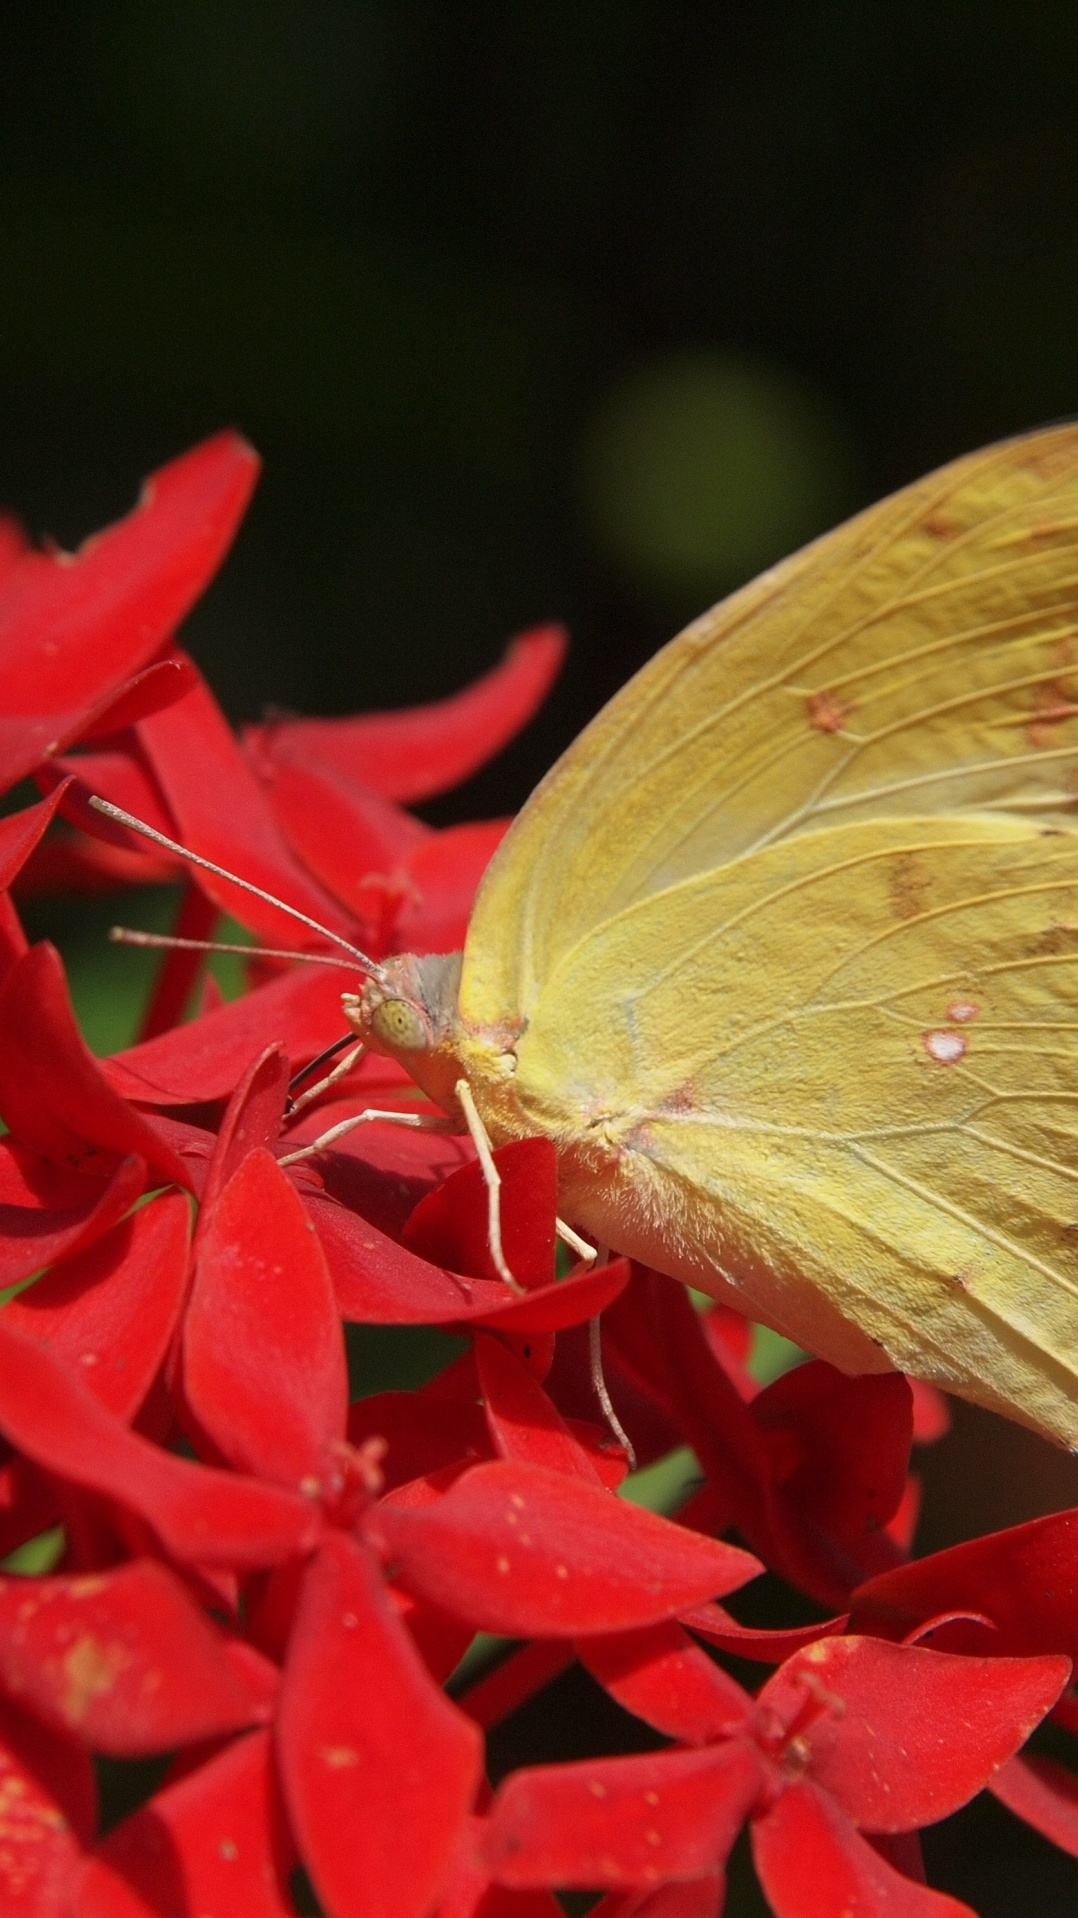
[661,1080,698,1114]
[946,999,981,1023]
[806,689,855,734]
[923,1029,968,1065]
[923,511,961,540]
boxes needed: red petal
[79,1727,295,1917]
[603,1272,850,1607]
[314,1177,631,1329]
[104,962,354,1104]
[245,623,567,803]
[701,1305,756,1400]
[395,821,510,954]
[0,1141,145,1290]
[1,1692,96,1842]
[288,1101,471,1238]
[867,1830,928,1883]
[196,971,226,1015]
[185,1149,347,1490]
[199,1046,290,1216]
[397,1592,476,1687]
[0,432,259,793]
[49,742,177,840]
[310,1185,511,1321]
[751,1780,976,1918]
[757,1635,1069,1830]
[381,1467,476,1513]
[1051,1688,1078,1737]
[440,1875,566,1918]
[0,1456,62,1564]
[462,1259,631,1333]
[0,891,27,977]
[679,1603,848,1667]
[366,1460,762,1636]
[436,1833,567,1918]
[348,1390,492,1493]
[850,1509,1078,1656]
[77,655,199,740]
[136,656,355,943]
[0,1558,264,1754]
[14,828,175,896]
[134,882,219,1042]
[0,1318,320,1568]
[751,1363,913,1540]
[475,1333,606,1482]
[587,1887,725,1918]
[990,1751,1078,1857]
[277,1533,482,1918]
[578,1622,753,1743]
[457,1642,577,1731]
[0,514,29,583]
[404,1140,558,1291]
[0,784,71,890]
[0,1696,94,1914]
[248,750,429,923]
[883,1475,922,1556]
[0,943,192,1187]
[909,1379,951,1444]
[481,1740,763,1887]
[3,1189,190,1421]
[223,1640,280,1719]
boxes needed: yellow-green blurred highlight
[750,1323,806,1386]
[578,346,860,612]
[2,1528,65,1576]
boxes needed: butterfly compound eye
[370,998,429,1052]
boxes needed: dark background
[7,6,1078,1911]
[7,4,1078,821]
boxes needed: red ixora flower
[1,436,1078,1917]
[472,1632,1068,1917]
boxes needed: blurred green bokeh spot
[578,348,860,607]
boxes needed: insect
[99,424,1078,1449]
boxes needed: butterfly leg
[285,1042,366,1119]
[277,1106,457,1166]
[588,1314,636,1471]
[556,1219,597,1268]
[454,1077,522,1294]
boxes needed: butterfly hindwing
[510,815,1078,1442]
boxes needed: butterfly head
[342,950,466,1111]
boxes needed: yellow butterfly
[343,423,1078,1451]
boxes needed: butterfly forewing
[460,424,1078,1035]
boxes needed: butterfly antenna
[88,795,389,982]
[108,928,359,970]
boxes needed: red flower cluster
[1,435,1078,1916]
